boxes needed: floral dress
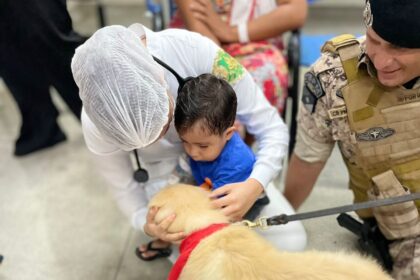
[170,0,288,114]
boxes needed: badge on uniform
[328,105,347,120]
[302,71,325,114]
[356,127,395,141]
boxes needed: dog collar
[168,223,229,280]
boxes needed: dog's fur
[150,184,392,280]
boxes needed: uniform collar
[357,39,378,80]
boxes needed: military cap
[364,0,420,48]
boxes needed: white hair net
[71,25,169,151]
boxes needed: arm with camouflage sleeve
[284,52,344,209]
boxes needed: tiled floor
[0,1,366,279]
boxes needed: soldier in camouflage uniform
[284,0,420,279]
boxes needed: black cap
[364,0,420,48]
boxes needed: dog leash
[238,192,420,230]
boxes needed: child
[136,73,268,262]
[175,73,269,221]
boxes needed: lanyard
[133,57,194,183]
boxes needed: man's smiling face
[366,27,420,87]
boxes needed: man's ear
[225,126,236,140]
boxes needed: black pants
[0,0,85,155]
[244,195,270,221]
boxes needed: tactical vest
[322,34,420,239]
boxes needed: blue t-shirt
[189,132,255,189]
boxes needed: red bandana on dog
[168,223,229,280]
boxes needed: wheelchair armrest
[287,29,301,99]
[286,29,301,156]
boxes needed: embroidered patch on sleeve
[212,49,245,84]
[302,71,325,114]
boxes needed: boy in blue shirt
[175,73,269,221]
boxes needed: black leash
[240,192,420,229]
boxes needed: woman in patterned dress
[171,0,307,116]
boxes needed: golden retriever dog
[150,184,392,280]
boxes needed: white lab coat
[81,27,306,251]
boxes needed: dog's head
[149,184,229,234]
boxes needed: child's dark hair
[175,73,237,136]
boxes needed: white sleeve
[81,109,149,230]
[180,34,288,188]
[234,72,288,188]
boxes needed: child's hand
[209,179,264,222]
[143,206,186,243]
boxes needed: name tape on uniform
[328,106,348,120]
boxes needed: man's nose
[372,49,394,70]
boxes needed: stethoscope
[132,56,193,183]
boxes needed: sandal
[135,240,172,261]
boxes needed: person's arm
[208,135,264,221]
[234,71,288,190]
[186,0,308,44]
[87,151,152,228]
[174,0,221,45]
[206,69,286,221]
[284,153,326,209]
[81,110,148,227]
[283,63,347,209]
[177,32,288,187]
[246,0,308,41]
[143,206,187,242]
[82,110,184,242]
[210,178,264,221]
[167,31,286,220]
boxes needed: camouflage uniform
[295,37,420,279]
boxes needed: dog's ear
[149,184,228,234]
[149,184,208,232]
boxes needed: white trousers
[256,182,307,251]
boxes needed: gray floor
[0,1,367,279]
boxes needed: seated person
[174,73,269,221]
[171,0,308,116]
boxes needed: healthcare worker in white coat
[71,24,306,261]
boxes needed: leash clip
[237,217,268,230]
